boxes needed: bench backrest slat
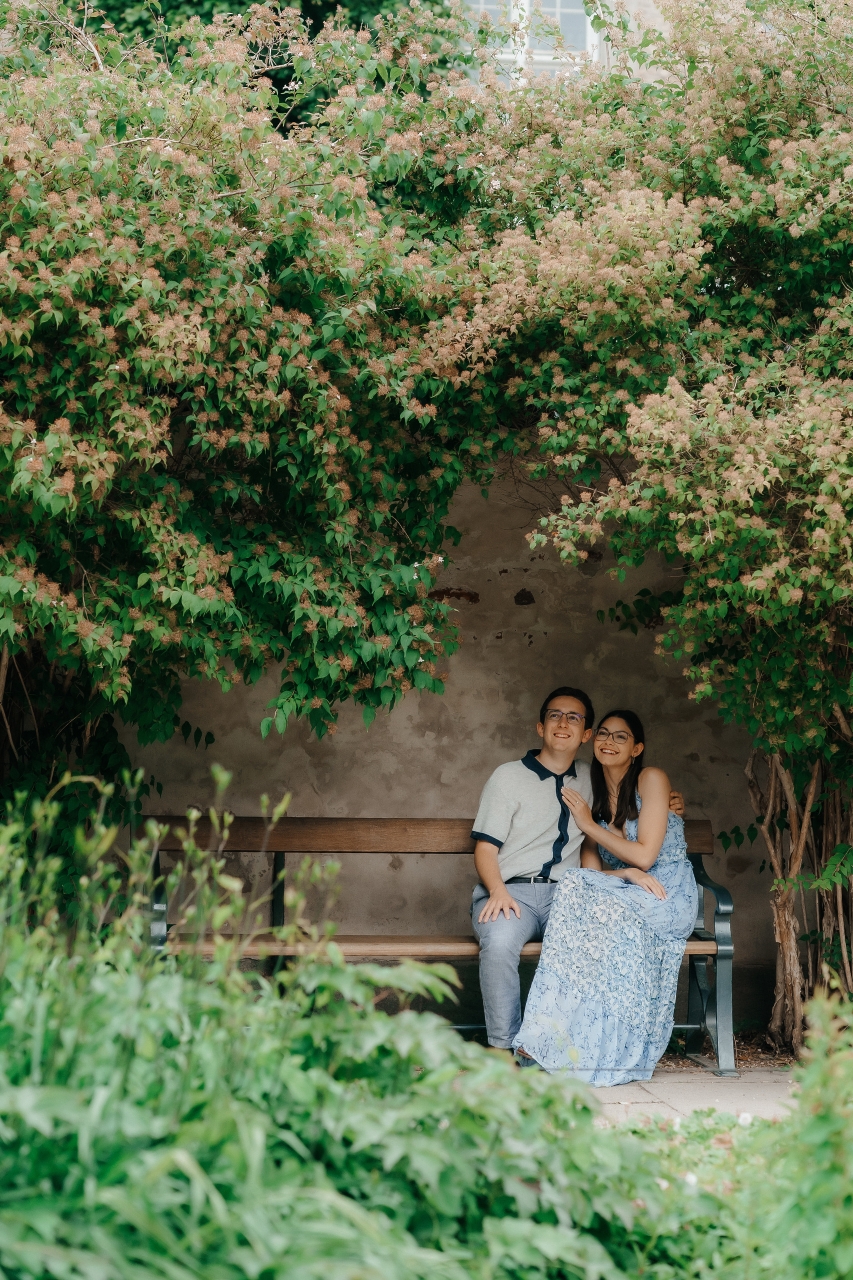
[151,815,714,856]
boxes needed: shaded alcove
[127,477,776,1026]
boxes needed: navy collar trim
[521,750,577,781]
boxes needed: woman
[512,709,697,1085]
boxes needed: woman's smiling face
[593,716,643,770]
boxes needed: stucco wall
[128,477,776,1020]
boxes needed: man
[470,686,683,1053]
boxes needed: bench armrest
[688,853,734,959]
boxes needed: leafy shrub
[1,0,486,804]
[7,780,853,1278]
[634,984,853,1280]
[743,990,853,1279]
[0,779,711,1280]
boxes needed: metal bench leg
[706,951,738,1076]
[150,850,168,953]
[684,955,708,1055]
[150,900,168,951]
[272,850,285,929]
[686,854,739,1077]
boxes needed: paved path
[592,1066,795,1124]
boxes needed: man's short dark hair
[539,686,595,728]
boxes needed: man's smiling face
[536,695,593,755]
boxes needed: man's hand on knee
[473,842,522,923]
[478,887,522,923]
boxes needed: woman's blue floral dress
[512,797,698,1085]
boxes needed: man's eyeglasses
[544,710,586,726]
[595,727,633,745]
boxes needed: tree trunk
[746,753,820,1053]
[769,888,804,1051]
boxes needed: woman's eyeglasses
[595,727,633,745]
[544,710,586,726]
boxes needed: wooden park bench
[154,815,737,1076]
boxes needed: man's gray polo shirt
[471,750,593,882]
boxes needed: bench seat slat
[171,931,718,960]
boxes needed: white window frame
[468,0,602,73]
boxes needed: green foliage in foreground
[0,783,693,1280]
[636,990,853,1280]
[0,783,852,1279]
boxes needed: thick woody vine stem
[745,753,821,1051]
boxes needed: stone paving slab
[592,1067,796,1125]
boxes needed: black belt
[505,875,553,885]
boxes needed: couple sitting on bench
[471,685,696,1085]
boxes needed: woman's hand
[562,787,596,835]
[622,867,667,899]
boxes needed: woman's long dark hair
[590,709,646,828]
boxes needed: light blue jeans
[471,881,557,1049]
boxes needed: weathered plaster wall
[128,477,775,1018]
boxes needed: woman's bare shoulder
[638,766,671,794]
